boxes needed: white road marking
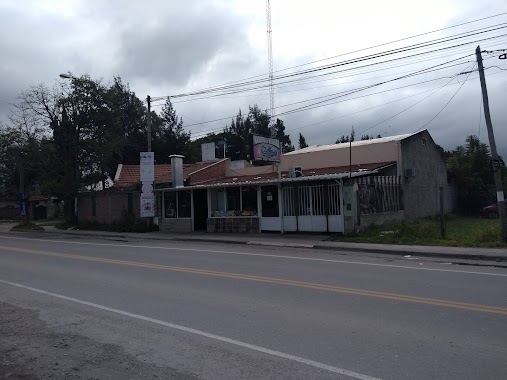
[0,279,380,380]
[1,235,506,277]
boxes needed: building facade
[78,130,451,234]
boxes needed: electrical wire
[413,64,476,132]
[182,56,473,130]
[152,24,507,100]
[152,14,507,99]
[189,66,507,139]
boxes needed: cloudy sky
[1,0,506,157]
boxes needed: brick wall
[159,218,192,232]
[78,192,141,224]
[207,217,259,233]
[189,159,229,184]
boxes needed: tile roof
[192,161,395,186]
[115,163,211,188]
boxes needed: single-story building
[78,129,453,234]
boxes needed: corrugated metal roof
[285,132,419,155]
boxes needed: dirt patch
[0,302,198,380]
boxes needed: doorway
[193,189,208,231]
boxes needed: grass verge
[11,221,44,231]
[333,216,506,248]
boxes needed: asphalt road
[0,233,506,380]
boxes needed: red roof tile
[115,163,212,188]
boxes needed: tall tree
[298,132,308,149]
[273,118,294,153]
[222,106,293,160]
[447,135,497,214]
[107,77,147,165]
[154,97,192,163]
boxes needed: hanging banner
[140,152,155,182]
[140,193,155,217]
[252,135,281,162]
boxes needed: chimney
[170,155,184,188]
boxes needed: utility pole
[439,186,446,238]
[147,95,152,152]
[476,46,507,242]
[18,152,26,222]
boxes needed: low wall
[358,210,405,231]
[159,218,192,233]
[207,217,259,233]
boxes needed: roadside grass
[55,219,159,233]
[333,216,507,248]
[34,219,64,227]
[11,221,44,231]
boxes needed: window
[210,186,258,217]
[163,191,192,218]
[226,187,240,213]
[210,188,226,216]
[261,186,279,217]
[422,138,427,146]
[164,192,177,218]
[178,191,191,218]
[91,195,96,217]
[241,186,258,216]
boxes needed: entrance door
[193,189,208,231]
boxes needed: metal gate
[282,182,343,233]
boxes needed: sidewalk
[6,225,506,263]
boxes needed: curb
[312,244,506,262]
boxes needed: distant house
[78,129,452,234]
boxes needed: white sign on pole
[140,152,155,182]
[140,193,155,217]
[141,183,153,193]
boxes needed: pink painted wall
[280,141,400,171]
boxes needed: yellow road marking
[1,244,506,315]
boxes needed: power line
[189,66,507,139]
[182,55,474,130]
[413,64,476,132]
[152,13,507,100]
[154,24,507,99]
[188,72,461,138]
[165,43,502,104]
[357,76,460,136]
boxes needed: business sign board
[140,193,155,217]
[140,152,155,182]
[252,135,281,162]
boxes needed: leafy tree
[221,105,293,160]
[273,118,294,153]
[447,135,497,214]
[336,135,349,144]
[298,132,308,149]
[153,97,192,163]
[107,77,147,165]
